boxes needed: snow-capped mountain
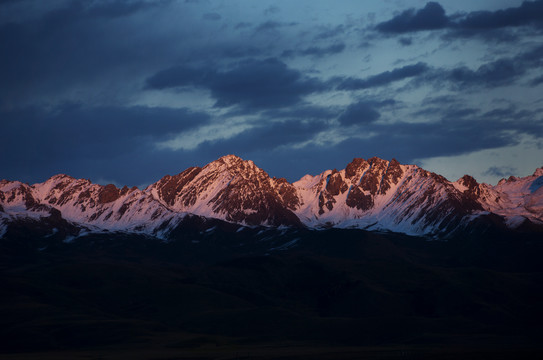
[147,155,301,227]
[0,174,183,240]
[293,157,483,236]
[1,155,542,240]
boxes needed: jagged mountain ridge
[1,154,542,239]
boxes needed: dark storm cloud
[418,44,543,90]
[446,59,524,88]
[259,100,395,124]
[261,105,339,121]
[0,0,176,108]
[482,106,519,119]
[264,112,543,181]
[440,107,479,120]
[314,25,346,40]
[145,65,210,89]
[220,46,264,59]
[519,43,543,64]
[480,106,539,123]
[398,37,413,46]
[86,0,172,19]
[338,101,380,126]
[337,62,429,90]
[282,43,346,59]
[299,43,346,58]
[235,22,252,29]
[173,95,543,182]
[269,115,543,181]
[263,6,280,15]
[483,166,518,178]
[0,105,210,185]
[457,0,543,30]
[202,12,221,21]
[37,0,172,22]
[254,20,297,33]
[376,2,449,33]
[146,58,326,109]
[530,74,543,86]
[370,43,543,92]
[0,0,24,5]
[2,105,210,153]
[415,98,539,124]
[413,105,479,121]
[376,1,543,37]
[2,0,541,186]
[368,119,508,159]
[199,119,329,156]
[205,58,325,109]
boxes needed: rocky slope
[147,155,301,227]
[1,155,542,240]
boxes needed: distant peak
[218,154,243,162]
[348,157,367,166]
[47,174,75,182]
[368,156,386,164]
[213,154,258,171]
[3,153,543,239]
[348,156,398,168]
[458,174,478,187]
[390,158,400,166]
[507,176,519,182]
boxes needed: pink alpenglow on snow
[1,155,542,239]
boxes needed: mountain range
[1,154,543,241]
[3,155,543,359]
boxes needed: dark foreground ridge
[1,224,543,359]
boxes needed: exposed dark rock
[155,167,202,206]
[89,208,107,222]
[507,176,518,182]
[346,186,373,211]
[458,175,481,200]
[380,158,404,195]
[103,211,113,221]
[326,171,345,196]
[345,158,367,180]
[360,171,379,195]
[22,186,37,208]
[117,202,132,219]
[98,184,121,204]
[274,177,300,210]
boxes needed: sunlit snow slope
[1,155,542,239]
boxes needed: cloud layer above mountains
[1,0,542,186]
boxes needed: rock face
[147,155,301,227]
[1,155,542,239]
[292,157,489,235]
[0,174,178,239]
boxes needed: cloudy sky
[2,0,543,187]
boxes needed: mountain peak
[49,173,74,180]
[207,154,261,178]
[43,174,77,185]
[2,155,543,239]
[216,154,245,165]
[457,174,479,188]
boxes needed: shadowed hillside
[1,228,543,359]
